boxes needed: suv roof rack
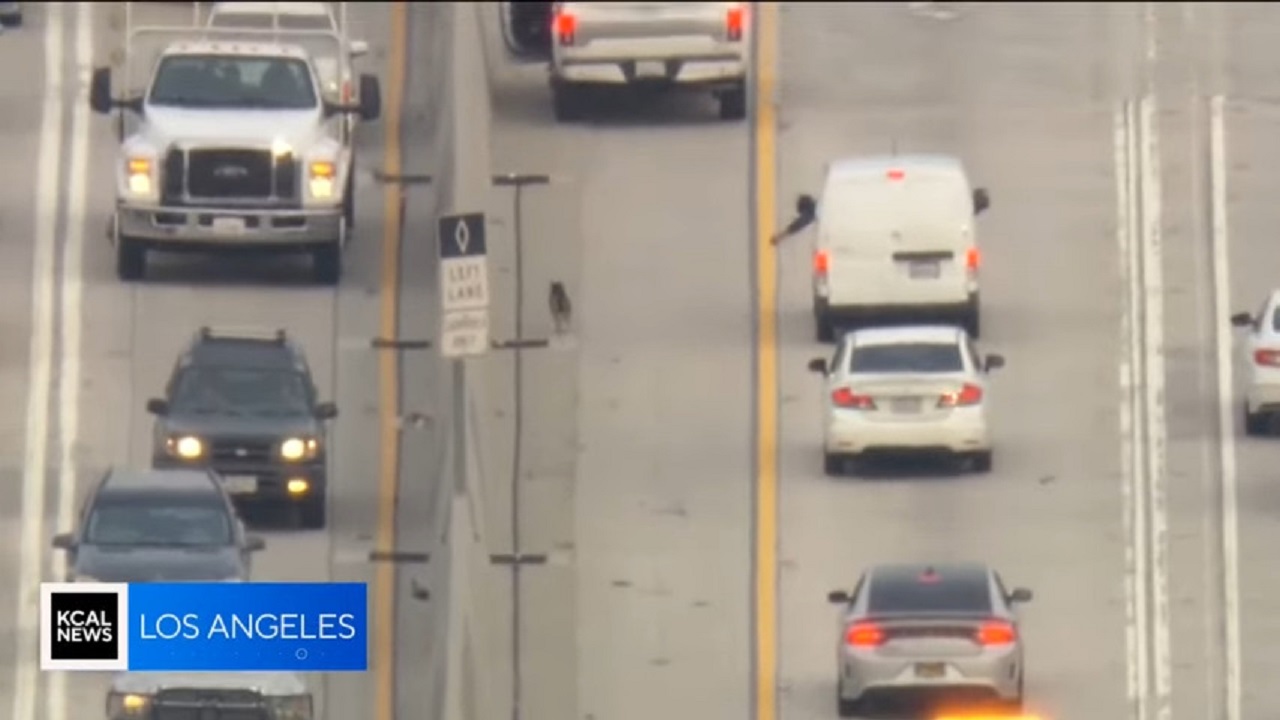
[197,325,287,344]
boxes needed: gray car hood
[74,545,245,583]
[141,107,325,148]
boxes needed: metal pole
[491,173,549,720]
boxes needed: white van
[799,155,990,341]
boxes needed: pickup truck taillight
[726,4,744,42]
[554,9,576,46]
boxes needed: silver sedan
[827,561,1033,716]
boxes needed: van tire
[961,296,981,338]
[815,313,835,343]
[718,83,747,121]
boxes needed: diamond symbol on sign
[454,220,470,254]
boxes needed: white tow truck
[89,5,380,284]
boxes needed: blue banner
[127,582,367,672]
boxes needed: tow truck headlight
[167,435,204,459]
[125,157,152,195]
[308,161,335,199]
[106,691,150,716]
[270,693,314,720]
[280,437,318,461]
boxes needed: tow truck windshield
[148,54,318,110]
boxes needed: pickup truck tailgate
[567,2,738,47]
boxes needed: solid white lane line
[48,4,94,720]
[1116,99,1146,720]
[1139,92,1173,720]
[10,4,66,720]
[1208,93,1241,720]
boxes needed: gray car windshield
[171,367,312,416]
[86,503,233,547]
[849,343,963,373]
[149,55,318,109]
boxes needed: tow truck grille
[167,148,298,203]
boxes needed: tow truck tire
[551,81,585,122]
[298,496,327,530]
[312,244,342,286]
[116,236,147,281]
[718,82,747,121]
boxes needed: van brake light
[1254,349,1280,367]
[726,4,745,41]
[965,247,980,270]
[554,10,576,46]
[886,169,905,181]
[813,249,829,276]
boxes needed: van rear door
[819,172,974,308]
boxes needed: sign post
[437,212,490,358]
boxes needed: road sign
[438,213,490,358]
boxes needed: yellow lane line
[375,4,408,720]
[753,4,781,720]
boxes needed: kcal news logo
[40,581,368,672]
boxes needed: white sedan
[807,325,1004,476]
[1230,290,1280,435]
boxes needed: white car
[549,2,749,122]
[807,325,1004,476]
[1230,291,1280,435]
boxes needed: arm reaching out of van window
[770,213,815,245]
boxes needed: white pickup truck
[548,1,749,122]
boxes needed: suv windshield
[171,366,312,416]
[87,502,232,547]
[849,343,963,374]
[149,55,318,109]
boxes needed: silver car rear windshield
[867,577,992,615]
[849,343,962,374]
[149,55,318,110]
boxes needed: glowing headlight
[280,437,318,461]
[106,691,150,716]
[125,157,152,195]
[271,137,293,158]
[270,694,314,720]
[308,160,335,199]
[169,435,204,459]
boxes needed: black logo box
[50,592,119,661]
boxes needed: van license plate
[890,397,921,413]
[223,475,258,494]
[635,61,667,79]
[211,217,246,235]
[915,662,945,678]
[908,260,940,279]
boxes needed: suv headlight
[106,691,150,717]
[270,694,313,720]
[308,160,335,199]
[280,437,319,461]
[167,435,205,459]
[124,157,154,196]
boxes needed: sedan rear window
[849,343,963,373]
[867,575,992,615]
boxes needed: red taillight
[554,10,576,45]
[1255,349,1280,367]
[845,622,885,647]
[726,4,744,41]
[975,621,1017,646]
[813,249,829,276]
[938,383,982,407]
[832,388,875,410]
[886,168,905,181]
[965,247,979,271]
[341,81,352,104]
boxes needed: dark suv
[147,326,338,528]
[51,467,265,583]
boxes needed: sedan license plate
[635,61,667,79]
[908,260,940,279]
[914,662,945,679]
[222,475,258,494]
[890,397,922,413]
[211,217,246,235]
